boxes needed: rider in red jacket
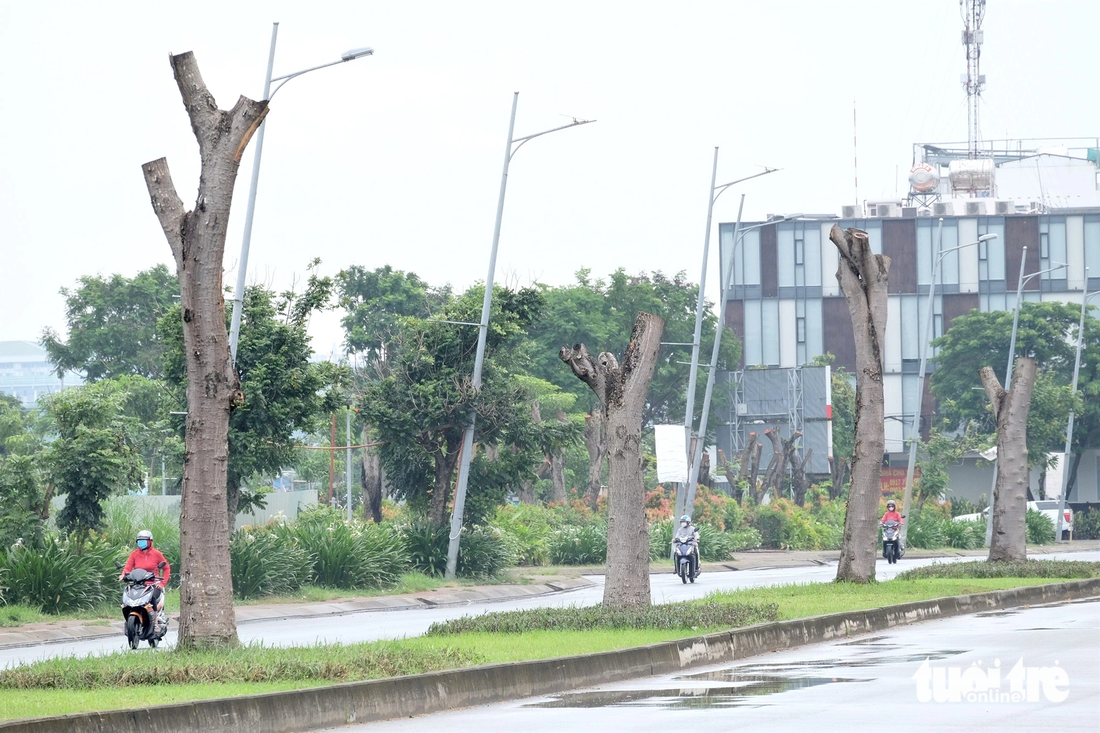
[881,499,903,525]
[120,530,170,624]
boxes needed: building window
[795,238,804,265]
[796,317,806,344]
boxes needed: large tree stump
[830,224,890,583]
[561,312,664,609]
[142,52,268,648]
[980,358,1037,562]
[583,411,605,509]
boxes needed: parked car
[953,501,1073,539]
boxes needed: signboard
[880,467,919,497]
[653,425,688,484]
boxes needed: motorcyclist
[672,515,701,578]
[119,530,170,630]
[881,500,903,526]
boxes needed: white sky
[1,1,1096,357]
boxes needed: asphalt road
[334,596,1100,732]
[2,550,1098,668]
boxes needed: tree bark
[981,358,1037,562]
[830,225,890,583]
[429,436,462,527]
[561,312,665,609]
[583,410,605,509]
[737,432,757,485]
[748,442,763,503]
[760,427,784,497]
[142,52,267,649]
[792,447,813,506]
[360,425,384,523]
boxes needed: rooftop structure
[0,341,83,407]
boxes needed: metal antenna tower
[961,0,987,159]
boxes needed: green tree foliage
[41,265,178,381]
[40,382,144,535]
[523,269,741,430]
[359,284,544,526]
[931,301,1095,468]
[0,454,45,548]
[162,278,345,519]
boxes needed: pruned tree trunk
[561,312,665,609]
[760,427,784,495]
[792,448,813,506]
[830,224,890,583]
[361,425,384,523]
[583,410,605,509]
[142,52,267,649]
[748,442,763,502]
[698,452,712,488]
[981,358,1037,562]
[737,433,757,485]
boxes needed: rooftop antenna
[962,0,987,159]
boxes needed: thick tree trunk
[830,225,890,583]
[142,52,267,649]
[360,425,384,523]
[981,359,1037,562]
[792,448,813,506]
[760,427,784,496]
[561,313,665,609]
[737,432,757,485]
[583,410,605,509]
[550,450,567,503]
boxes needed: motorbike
[672,537,698,584]
[116,561,169,649]
[881,520,902,564]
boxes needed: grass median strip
[2,572,1097,721]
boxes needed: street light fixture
[444,93,594,579]
[899,223,997,547]
[1056,268,1099,540]
[981,252,1068,546]
[228,23,375,362]
[675,148,780,519]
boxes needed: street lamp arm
[1020,261,1068,286]
[509,119,595,159]
[269,58,352,99]
[712,168,781,204]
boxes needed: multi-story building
[0,341,83,407]
[716,141,1100,506]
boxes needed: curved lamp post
[445,94,594,579]
[228,23,375,361]
[675,149,779,519]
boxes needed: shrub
[284,508,407,589]
[727,525,763,551]
[492,505,550,566]
[0,536,119,613]
[942,518,984,550]
[548,523,607,565]
[747,499,841,550]
[905,511,947,549]
[399,516,511,578]
[948,497,979,518]
[230,527,311,600]
[1026,509,1055,545]
[1074,508,1100,540]
[895,559,1100,581]
[425,600,778,636]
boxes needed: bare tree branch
[141,158,187,266]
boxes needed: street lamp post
[1056,269,1098,541]
[981,254,1068,546]
[675,149,778,519]
[682,212,800,518]
[228,22,375,361]
[444,94,594,579]
[900,223,997,547]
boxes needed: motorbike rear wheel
[125,615,140,650]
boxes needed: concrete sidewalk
[0,577,595,650]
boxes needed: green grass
[2,574,1095,721]
[235,573,452,606]
[894,559,1100,581]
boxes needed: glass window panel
[742,229,761,286]
[1049,218,1067,273]
[804,224,822,286]
[744,299,762,365]
[917,221,933,286]
[762,300,780,366]
[978,219,1005,281]
[900,295,919,360]
[902,374,920,437]
[720,227,736,289]
[940,221,959,285]
[1084,216,1100,274]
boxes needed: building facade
[0,341,83,406]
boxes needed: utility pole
[346,406,353,522]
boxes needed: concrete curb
[3,578,1098,733]
[0,578,597,651]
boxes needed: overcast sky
[2,1,1096,357]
